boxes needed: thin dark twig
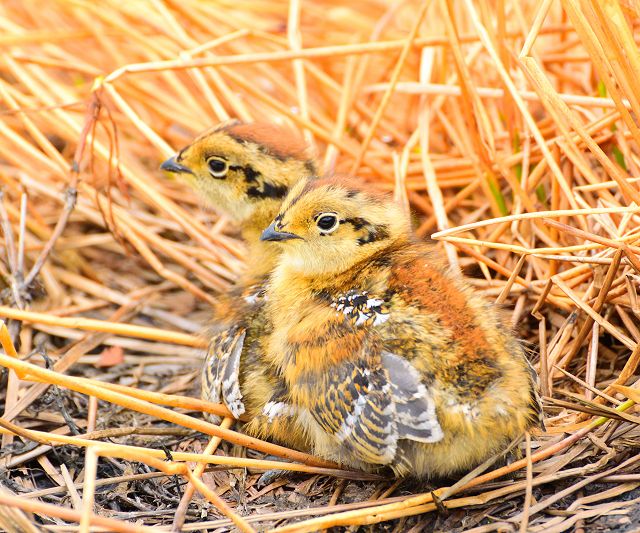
[23,187,77,288]
[8,194,28,312]
[16,194,26,280]
[0,190,17,274]
[21,92,101,288]
[40,349,81,436]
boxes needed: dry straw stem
[0,489,157,533]
[1,0,640,530]
[0,337,333,469]
[0,306,205,346]
[0,417,367,479]
[171,416,234,531]
[0,417,255,533]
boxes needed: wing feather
[309,350,442,466]
[201,326,246,417]
[381,351,443,443]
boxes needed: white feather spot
[335,394,367,442]
[243,290,262,305]
[262,401,297,423]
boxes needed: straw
[1,1,639,530]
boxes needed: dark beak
[160,156,193,175]
[260,222,302,242]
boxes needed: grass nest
[1,1,640,531]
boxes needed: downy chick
[259,177,543,477]
[161,121,315,449]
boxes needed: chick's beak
[160,156,194,175]
[260,222,302,242]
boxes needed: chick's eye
[315,213,339,233]
[206,157,228,178]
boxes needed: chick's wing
[306,335,443,466]
[201,325,246,418]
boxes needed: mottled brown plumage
[260,177,543,477]
[161,121,315,451]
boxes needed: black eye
[206,156,228,178]
[315,213,339,233]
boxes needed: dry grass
[1,0,640,531]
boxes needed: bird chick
[161,121,315,450]
[161,121,315,278]
[259,177,543,477]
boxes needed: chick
[160,121,315,450]
[161,121,315,279]
[259,177,544,477]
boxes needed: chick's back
[375,244,540,475]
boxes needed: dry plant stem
[554,366,621,405]
[508,454,640,524]
[542,218,640,273]
[521,54,640,206]
[561,249,624,363]
[23,185,76,288]
[462,0,580,215]
[349,0,431,175]
[16,193,26,285]
[552,277,636,350]
[0,306,204,346]
[1,304,140,423]
[0,190,18,274]
[419,47,459,269]
[442,235,608,255]
[541,214,640,254]
[71,376,236,419]
[539,316,550,397]
[81,111,229,262]
[432,206,640,241]
[158,493,432,530]
[0,493,40,533]
[585,322,599,401]
[0,418,371,479]
[364,81,630,109]
[603,343,640,397]
[436,437,524,503]
[18,90,96,289]
[22,472,167,499]
[185,470,256,533]
[0,323,19,451]
[287,0,312,147]
[323,54,356,173]
[561,0,640,151]
[171,416,234,532]
[102,25,575,82]
[0,490,156,533]
[495,253,527,304]
[79,447,98,533]
[59,463,82,511]
[86,394,98,433]
[441,0,501,219]
[611,385,640,406]
[0,347,335,468]
[519,432,533,533]
[84,441,254,533]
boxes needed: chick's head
[262,177,409,276]
[161,121,316,233]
